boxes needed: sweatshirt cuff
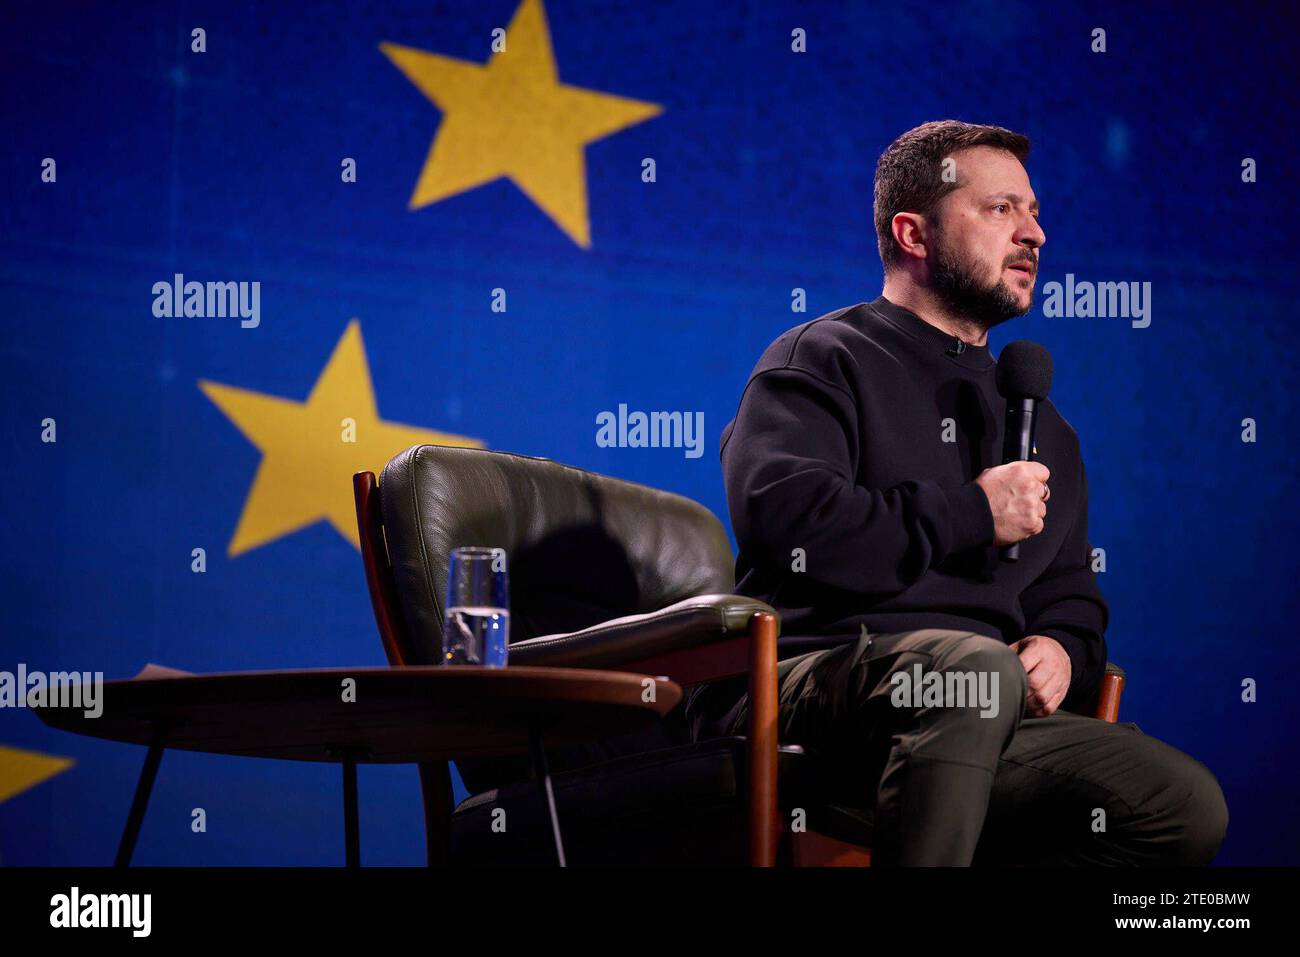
[943,481,996,553]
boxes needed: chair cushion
[449,737,874,866]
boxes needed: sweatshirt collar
[869,296,995,371]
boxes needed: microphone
[995,341,1053,563]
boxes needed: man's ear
[890,211,929,263]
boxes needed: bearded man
[684,120,1227,866]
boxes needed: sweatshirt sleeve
[1019,452,1110,711]
[721,364,996,597]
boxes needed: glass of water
[442,546,510,666]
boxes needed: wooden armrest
[1091,662,1126,723]
[507,594,776,684]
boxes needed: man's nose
[1017,216,1046,250]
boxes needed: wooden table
[33,665,682,867]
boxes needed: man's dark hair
[873,120,1031,271]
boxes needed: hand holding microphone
[984,340,1053,561]
[975,460,1050,547]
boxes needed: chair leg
[746,612,780,866]
[342,755,360,867]
[527,723,567,867]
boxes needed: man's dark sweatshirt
[721,296,1109,711]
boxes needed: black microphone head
[996,340,1053,400]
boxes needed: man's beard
[929,233,1033,330]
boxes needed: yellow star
[381,0,663,248]
[200,321,483,555]
[0,744,73,804]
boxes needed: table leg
[527,723,566,867]
[342,755,360,868]
[416,761,452,867]
[115,736,165,867]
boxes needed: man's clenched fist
[975,461,1051,547]
[1008,634,1072,717]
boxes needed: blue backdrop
[2,0,1297,865]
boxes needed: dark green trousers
[684,628,1228,866]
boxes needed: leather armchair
[354,444,1125,867]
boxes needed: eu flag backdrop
[2,0,1298,865]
